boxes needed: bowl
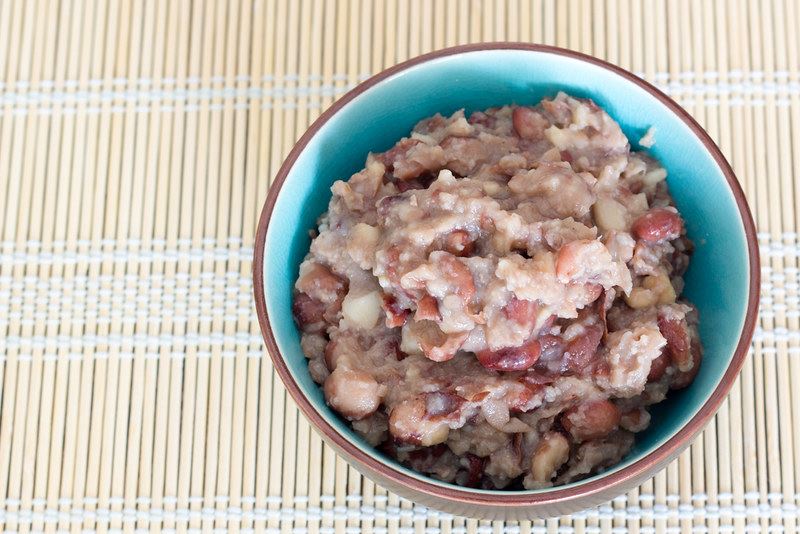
[253,43,759,519]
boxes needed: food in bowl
[291,91,702,489]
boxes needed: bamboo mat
[0,0,798,532]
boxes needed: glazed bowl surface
[253,43,759,519]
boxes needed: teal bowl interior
[261,48,752,494]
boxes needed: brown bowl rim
[252,42,760,507]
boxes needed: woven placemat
[0,0,797,532]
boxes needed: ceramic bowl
[253,43,759,519]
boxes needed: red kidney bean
[563,325,604,373]
[423,391,465,418]
[389,395,451,446]
[647,352,670,382]
[405,444,449,471]
[292,293,326,333]
[323,368,381,420]
[464,454,486,488]
[671,339,702,389]
[657,315,692,372]
[520,369,558,387]
[631,208,683,243]
[620,408,650,432]
[512,106,548,139]
[561,399,621,441]
[323,340,339,370]
[503,296,539,325]
[555,240,590,281]
[537,334,566,362]
[539,313,558,332]
[541,98,572,124]
[476,338,542,371]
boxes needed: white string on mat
[2,332,264,349]
[0,73,373,90]
[6,98,798,116]
[1,78,799,116]
[0,272,254,291]
[0,502,796,525]
[0,246,254,266]
[2,492,797,507]
[0,69,795,92]
[2,78,799,105]
[0,69,783,90]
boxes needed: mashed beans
[292,92,702,489]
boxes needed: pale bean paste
[293,92,702,489]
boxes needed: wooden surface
[0,0,798,532]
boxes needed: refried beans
[292,92,702,489]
